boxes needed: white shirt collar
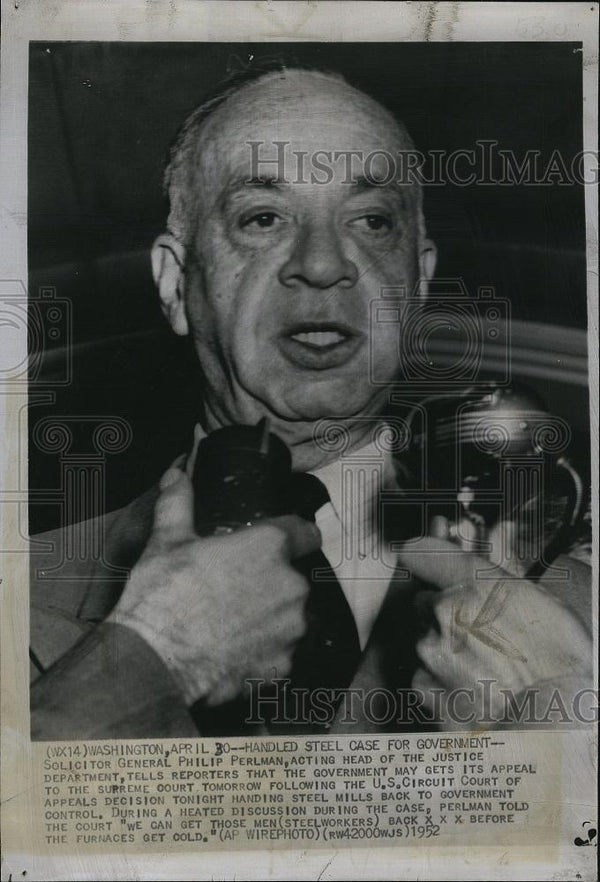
[309,431,399,650]
[310,434,398,540]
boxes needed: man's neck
[199,402,386,472]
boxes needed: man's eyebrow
[350,175,399,193]
[219,176,283,208]
[217,176,283,212]
[349,175,409,210]
[247,175,280,187]
[230,175,282,191]
[220,174,410,209]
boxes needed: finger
[489,519,520,574]
[265,514,322,560]
[159,459,186,490]
[261,652,294,681]
[185,423,206,479]
[416,629,467,684]
[153,468,195,541]
[397,536,504,592]
[412,665,445,695]
[283,604,308,643]
[411,666,448,720]
[430,515,450,539]
[457,517,479,551]
[256,601,307,648]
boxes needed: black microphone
[192,417,292,536]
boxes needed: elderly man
[30,65,592,739]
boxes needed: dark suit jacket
[30,484,592,740]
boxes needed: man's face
[171,72,434,463]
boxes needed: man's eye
[241,212,280,229]
[351,214,393,232]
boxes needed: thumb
[397,537,483,592]
[267,514,322,561]
[153,465,195,542]
[488,519,520,575]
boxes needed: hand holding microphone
[110,420,321,706]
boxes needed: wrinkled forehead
[196,70,416,189]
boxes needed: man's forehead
[195,70,413,178]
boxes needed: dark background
[28,42,589,533]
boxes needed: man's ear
[416,238,437,298]
[151,233,189,336]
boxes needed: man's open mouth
[278,322,363,370]
[291,329,347,347]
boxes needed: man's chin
[215,383,386,469]
[266,386,372,423]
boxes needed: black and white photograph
[1,2,598,880]
[27,39,594,739]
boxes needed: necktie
[286,472,361,696]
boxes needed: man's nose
[278,224,359,290]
